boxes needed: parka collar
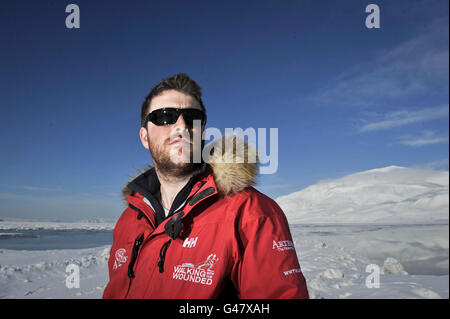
[122,135,259,225]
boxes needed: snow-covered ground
[0,166,448,299]
[292,223,448,299]
[0,245,110,299]
[0,225,447,299]
[277,166,449,298]
[276,166,448,224]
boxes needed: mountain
[276,166,449,224]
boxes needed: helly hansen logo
[183,237,198,248]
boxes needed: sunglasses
[143,108,206,127]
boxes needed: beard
[148,134,203,178]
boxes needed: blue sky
[0,0,448,221]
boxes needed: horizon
[1,164,448,222]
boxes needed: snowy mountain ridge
[276,166,449,224]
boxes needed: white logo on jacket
[113,248,128,270]
[272,240,295,252]
[182,237,198,248]
[172,254,219,286]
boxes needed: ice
[382,257,408,275]
[0,222,448,299]
[0,245,110,299]
[293,227,449,299]
[411,287,442,299]
[273,166,449,298]
[322,268,345,279]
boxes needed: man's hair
[141,73,206,127]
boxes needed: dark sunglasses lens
[153,109,179,126]
[182,109,205,126]
[147,108,205,126]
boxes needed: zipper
[127,180,213,271]
[126,204,154,281]
[128,233,144,278]
[124,205,151,297]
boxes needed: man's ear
[139,127,150,150]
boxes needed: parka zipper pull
[157,239,172,273]
[128,234,144,278]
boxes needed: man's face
[139,89,204,177]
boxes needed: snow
[292,224,448,299]
[382,257,408,275]
[0,246,110,299]
[0,166,448,299]
[276,166,449,224]
[1,227,447,299]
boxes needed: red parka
[103,140,309,299]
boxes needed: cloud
[10,185,64,192]
[312,18,449,108]
[359,105,449,132]
[402,137,448,146]
[0,192,26,200]
[398,130,449,147]
[412,158,449,171]
[3,184,119,198]
[0,191,121,208]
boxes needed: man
[103,73,309,298]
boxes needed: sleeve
[230,198,309,299]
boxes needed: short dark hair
[140,73,206,127]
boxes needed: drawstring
[157,239,172,273]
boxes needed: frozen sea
[0,229,113,251]
[291,223,449,276]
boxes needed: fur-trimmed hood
[121,135,259,201]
